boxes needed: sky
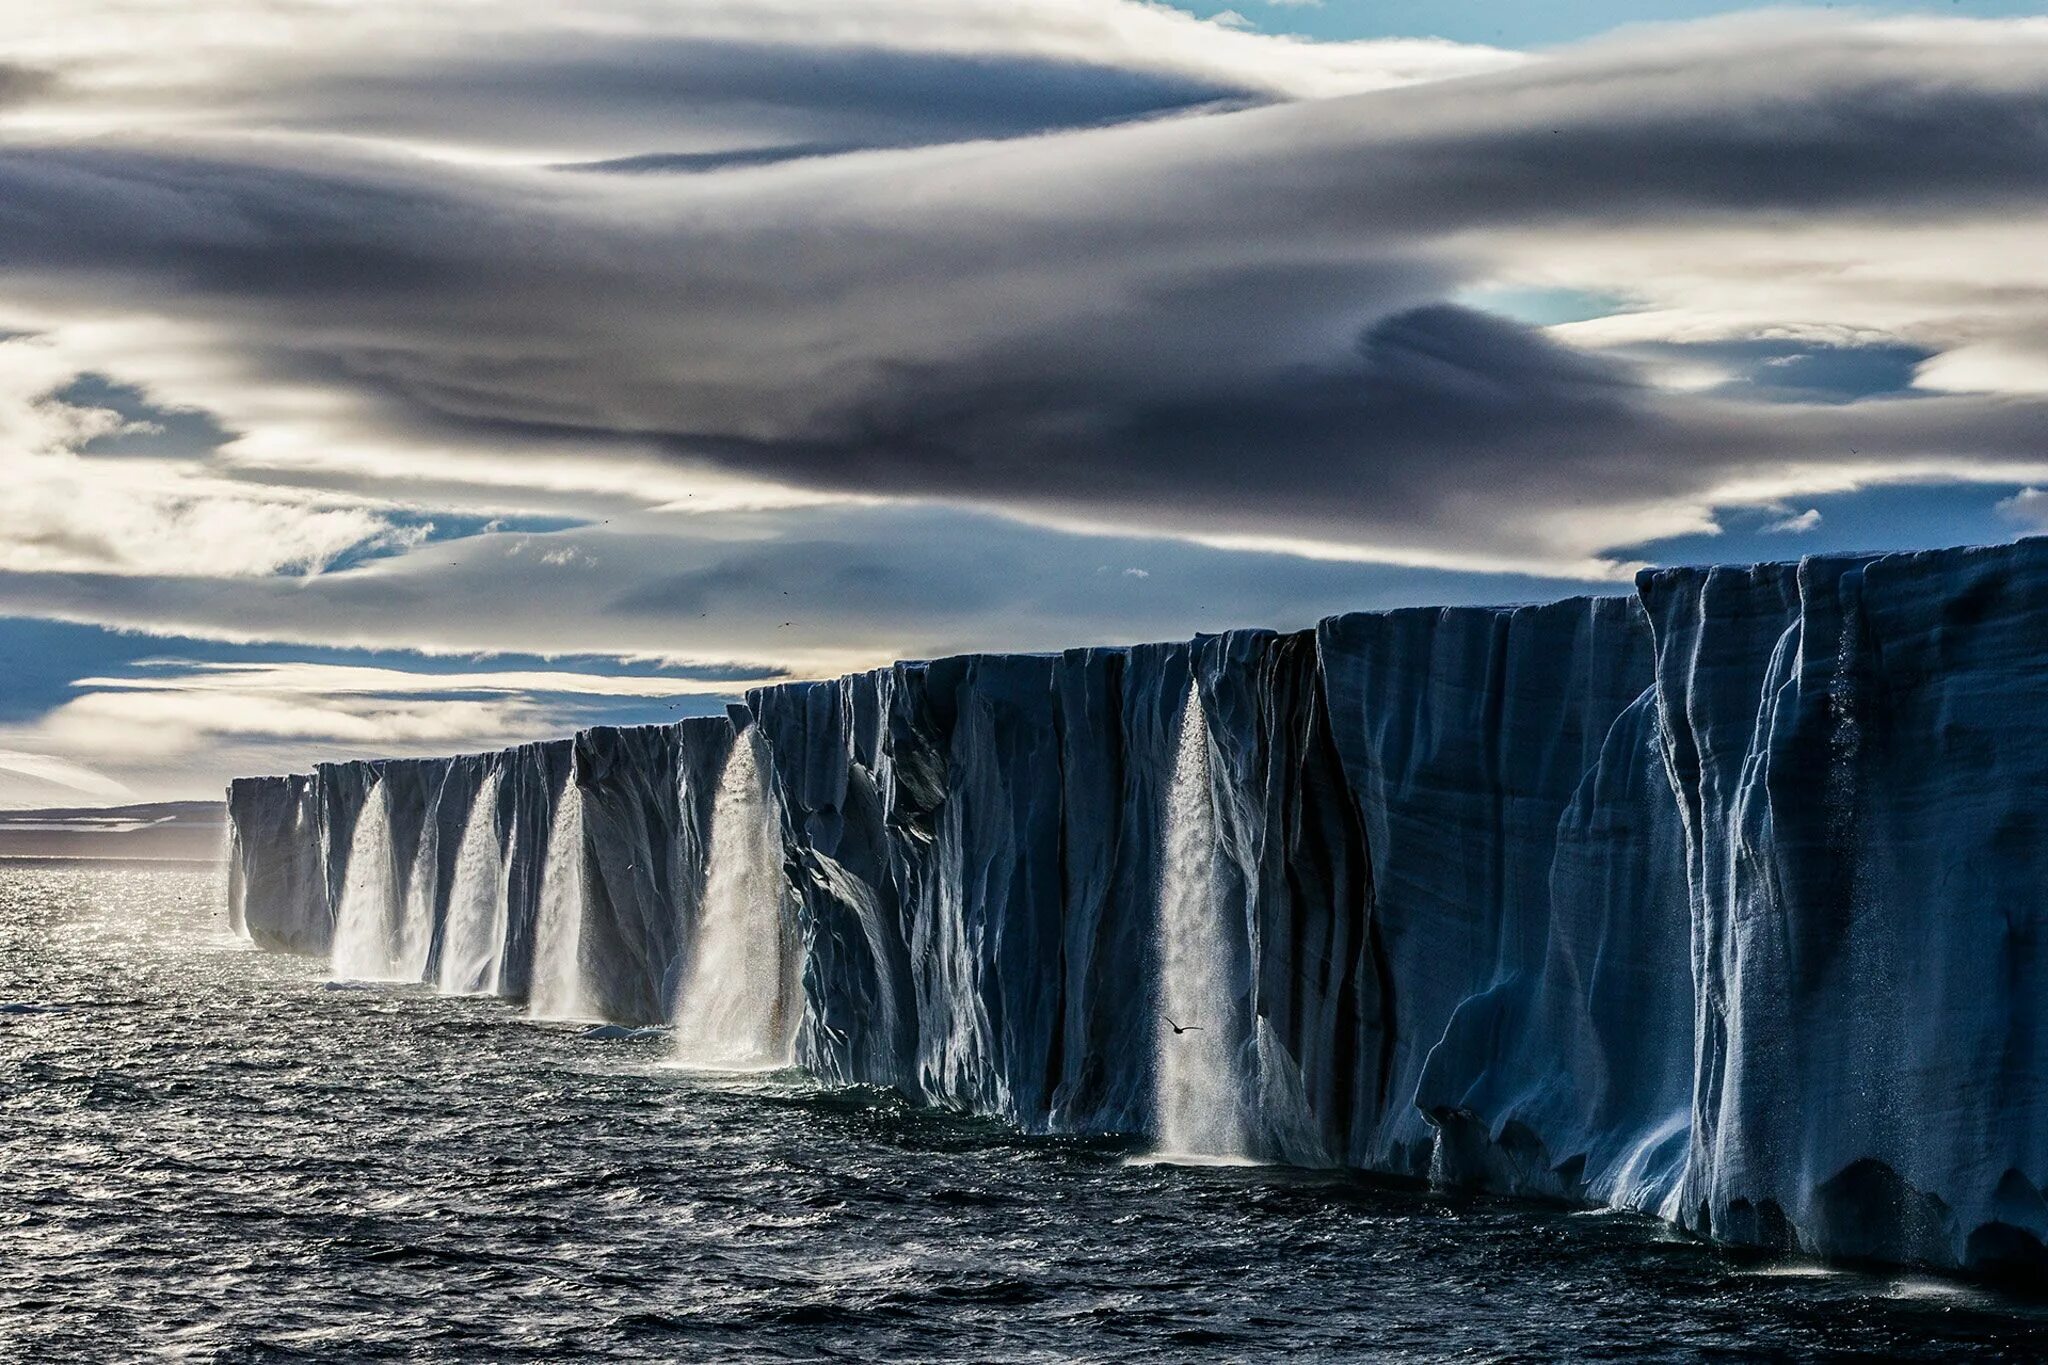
[2,0,2047,805]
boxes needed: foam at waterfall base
[1123,1151,1268,1169]
[666,1056,801,1074]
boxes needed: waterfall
[330,780,401,981]
[225,821,249,940]
[438,770,507,995]
[528,779,590,1019]
[673,734,797,1070]
[395,801,440,982]
[1152,683,1251,1161]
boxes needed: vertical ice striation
[226,539,2048,1280]
[673,733,796,1070]
[527,778,590,1020]
[1153,685,1250,1161]
[438,769,507,996]
[1640,544,2048,1270]
[329,779,401,981]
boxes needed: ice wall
[225,774,324,953]
[1319,599,1692,1205]
[1644,542,2048,1270]
[226,540,2048,1278]
[228,721,738,1027]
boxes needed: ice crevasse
[225,540,2048,1278]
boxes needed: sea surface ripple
[5,861,2048,1362]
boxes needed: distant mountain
[0,801,225,861]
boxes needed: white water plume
[528,779,591,1020]
[1152,683,1251,1161]
[330,780,403,981]
[438,769,508,995]
[673,734,798,1070]
[225,821,248,941]
[394,800,440,983]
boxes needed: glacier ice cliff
[226,540,2048,1279]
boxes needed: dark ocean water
[7,860,2048,1363]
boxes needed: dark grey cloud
[0,63,56,107]
[269,40,1259,155]
[685,302,1667,533]
[3,16,2048,571]
[0,502,1616,666]
[559,143,870,175]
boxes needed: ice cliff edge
[226,539,2048,1278]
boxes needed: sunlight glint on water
[9,860,2048,1362]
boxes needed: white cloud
[0,333,435,578]
[1916,343,2048,396]
[0,653,790,801]
[0,0,1522,160]
[0,657,779,799]
[80,660,781,700]
[27,688,541,761]
[1764,508,1823,534]
[0,455,426,578]
[0,746,138,805]
[1997,486,2048,532]
[1537,219,2048,404]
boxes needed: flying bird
[1163,1015,1202,1035]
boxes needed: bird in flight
[1163,1015,1202,1035]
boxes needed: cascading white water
[1152,684,1251,1161]
[438,770,507,995]
[225,822,249,941]
[527,779,590,1019]
[394,804,440,982]
[672,734,797,1070]
[330,780,402,981]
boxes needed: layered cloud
[1,2,2046,796]
[5,9,2048,574]
[2,0,1519,156]
[0,652,786,806]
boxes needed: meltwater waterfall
[527,779,590,1020]
[228,540,2048,1278]
[395,800,439,982]
[673,734,796,1069]
[329,781,401,981]
[438,770,507,996]
[1152,685,1250,1161]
